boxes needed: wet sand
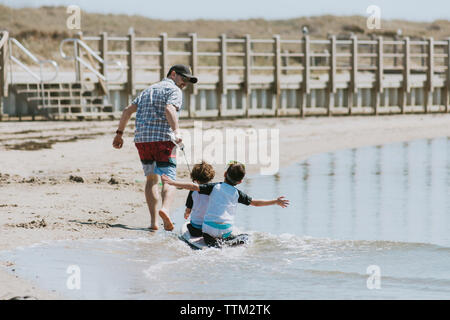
[1,114,450,299]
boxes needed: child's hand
[161,174,173,185]
[276,196,290,208]
[184,208,192,219]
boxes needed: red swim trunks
[135,141,177,166]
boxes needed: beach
[1,114,450,300]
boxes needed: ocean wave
[248,231,450,252]
[3,231,449,256]
[302,268,450,288]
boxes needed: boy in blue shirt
[162,161,289,247]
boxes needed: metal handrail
[9,37,59,82]
[60,38,125,82]
[8,37,59,111]
[0,31,8,49]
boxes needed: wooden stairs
[11,82,114,120]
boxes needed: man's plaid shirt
[132,78,183,143]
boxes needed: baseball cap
[168,64,198,84]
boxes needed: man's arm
[165,104,182,144]
[113,104,137,149]
[250,196,290,208]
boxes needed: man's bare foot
[158,209,174,231]
[149,225,158,232]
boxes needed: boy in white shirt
[184,161,215,237]
[162,161,289,247]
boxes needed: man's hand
[173,130,183,145]
[184,208,192,219]
[113,104,137,149]
[113,134,124,149]
[276,196,290,208]
[169,130,183,146]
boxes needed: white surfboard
[179,222,250,250]
[179,221,208,250]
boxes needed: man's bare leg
[159,182,175,231]
[145,174,160,230]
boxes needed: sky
[1,0,450,22]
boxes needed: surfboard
[179,221,208,250]
[179,222,250,250]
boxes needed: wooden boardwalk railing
[77,32,450,118]
[0,31,9,119]
[1,31,450,119]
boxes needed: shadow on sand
[68,220,157,232]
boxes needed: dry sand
[1,114,450,299]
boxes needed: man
[112,64,198,231]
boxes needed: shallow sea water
[1,137,449,299]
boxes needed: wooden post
[374,36,384,115]
[401,37,411,114]
[160,33,168,80]
[370,34,376,67]
[273,35,281,116]
[0,31,9,99]
[283,49,289,75]
[446,38,450,113]
[188,33,198,118]
[301,35,310,118]
[421,41,425,67]
[328,35,336,116]
[394,36,398,68]
[0,36,3,101]
[190,33,198,96]
[349,35,358,115]
[219,34,227,117]
[0,31,7,120]
[219,34,227,95]
[244,34,251,117]
[127,32,136,96]
[425,37,434,113]
[0,97,3,121]
[99,32,108,81]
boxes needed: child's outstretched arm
[161,174,200,191]
[250,196,289,208]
